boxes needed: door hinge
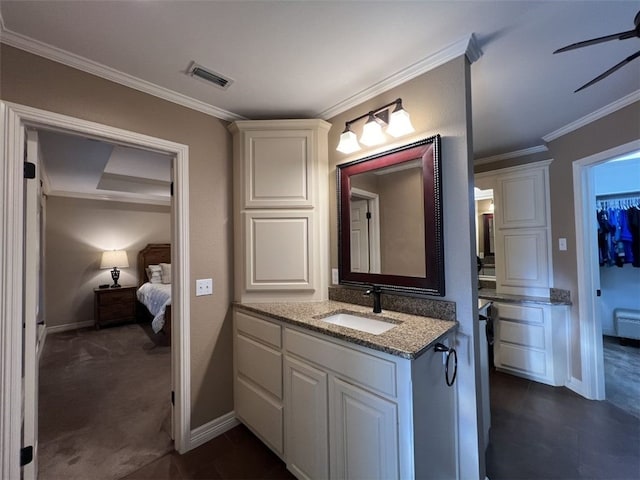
[24,162,36,179]
[170,182,174,196]
[20,446,33,466]
[596,289,601,297]
[171,391,175,406]
[366,211,371,220]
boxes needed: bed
[136,243,172,343]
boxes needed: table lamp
[100,250,129,288]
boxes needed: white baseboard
[189,411,239,451]
[46,320,94,334]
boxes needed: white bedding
[137,282,171,333]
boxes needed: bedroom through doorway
[32,127,176,479]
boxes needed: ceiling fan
[553,10,640,92]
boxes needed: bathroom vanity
[233,301,458,480]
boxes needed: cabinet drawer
[236,310,282,348]
[236,377,283,455]
[498,343,546,376]
[98,303,135,322]
[96,289,134,306]
[498,303,544,324]
[236,333,282,399]
[500,320,545,349]
[285,328,396,398]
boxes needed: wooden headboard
[137,243,171,286]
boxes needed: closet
[593,157,640,339]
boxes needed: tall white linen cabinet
[229,120,331,303]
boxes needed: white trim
[0,100,24,480]
[45,189,171,207]
[350,187,381,274]
[317,34,482,119]
[474,145,548,166]
[0,26,244,123]
[45,320,94,335]
[474,158,553,178]
[190,412,240,450]
[543,90,640,143]
[572,139,640,400]
[0,102,192,476]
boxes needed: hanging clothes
[596,198,640,268]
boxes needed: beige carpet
[38,324,173,480]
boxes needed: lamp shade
[100,250,129,269]
[336,129,361,154]
[359,114,385,146]
[386,107,415,138]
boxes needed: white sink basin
[317,312,397,335]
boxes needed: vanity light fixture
[336,98,415,153]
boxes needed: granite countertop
[234,300,457,360]
[478,288,571,306]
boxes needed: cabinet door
[244,211,314,291]
[329,377,399,480]
[284,356,328,480]
[243,129,313,208]
[494,167,547,229]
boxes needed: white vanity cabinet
[493,301,569,386]
[229,120,331,303]
[233,310,284,456]
[233,308,457,480]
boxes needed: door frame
[351,187,381,274]
[572,139,640,400]
[0,101,192,478]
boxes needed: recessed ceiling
[37,129,172,204]
[2,1,639,159]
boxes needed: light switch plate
[196,278,213,296]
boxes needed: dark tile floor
[122,369,640,480]
[486,370,640,480]
[121,424,293,480]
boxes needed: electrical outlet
[196,278,213,296]
[559,238,567,251]
[332,268,339,285]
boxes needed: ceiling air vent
[187,62,233,90]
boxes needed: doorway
[0,102,191,479]
[33,127,175,478]
[572,139,640,401]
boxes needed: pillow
[146,264,162,284]
[160,263,172,284]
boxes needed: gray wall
[1,44,234,429]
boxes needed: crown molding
[317,33,483,119]
[0,24,245,122]
[474,145,549,165]
[543,89,640,143]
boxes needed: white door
[329,377,399,480]
[350,199,370,272]
[22,129,41,480]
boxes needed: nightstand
[94,286,137,329]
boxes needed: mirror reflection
[349,160,425,277]
[474,188,495,278]
[338,135,445,296]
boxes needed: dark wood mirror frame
[337,134,445,296]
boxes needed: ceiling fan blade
[554,29,637,54]
[575,49,640,92]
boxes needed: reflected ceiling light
[335,98,415,153]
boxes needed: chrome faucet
[364,285,382,313]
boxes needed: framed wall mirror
[337,135,444,296]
